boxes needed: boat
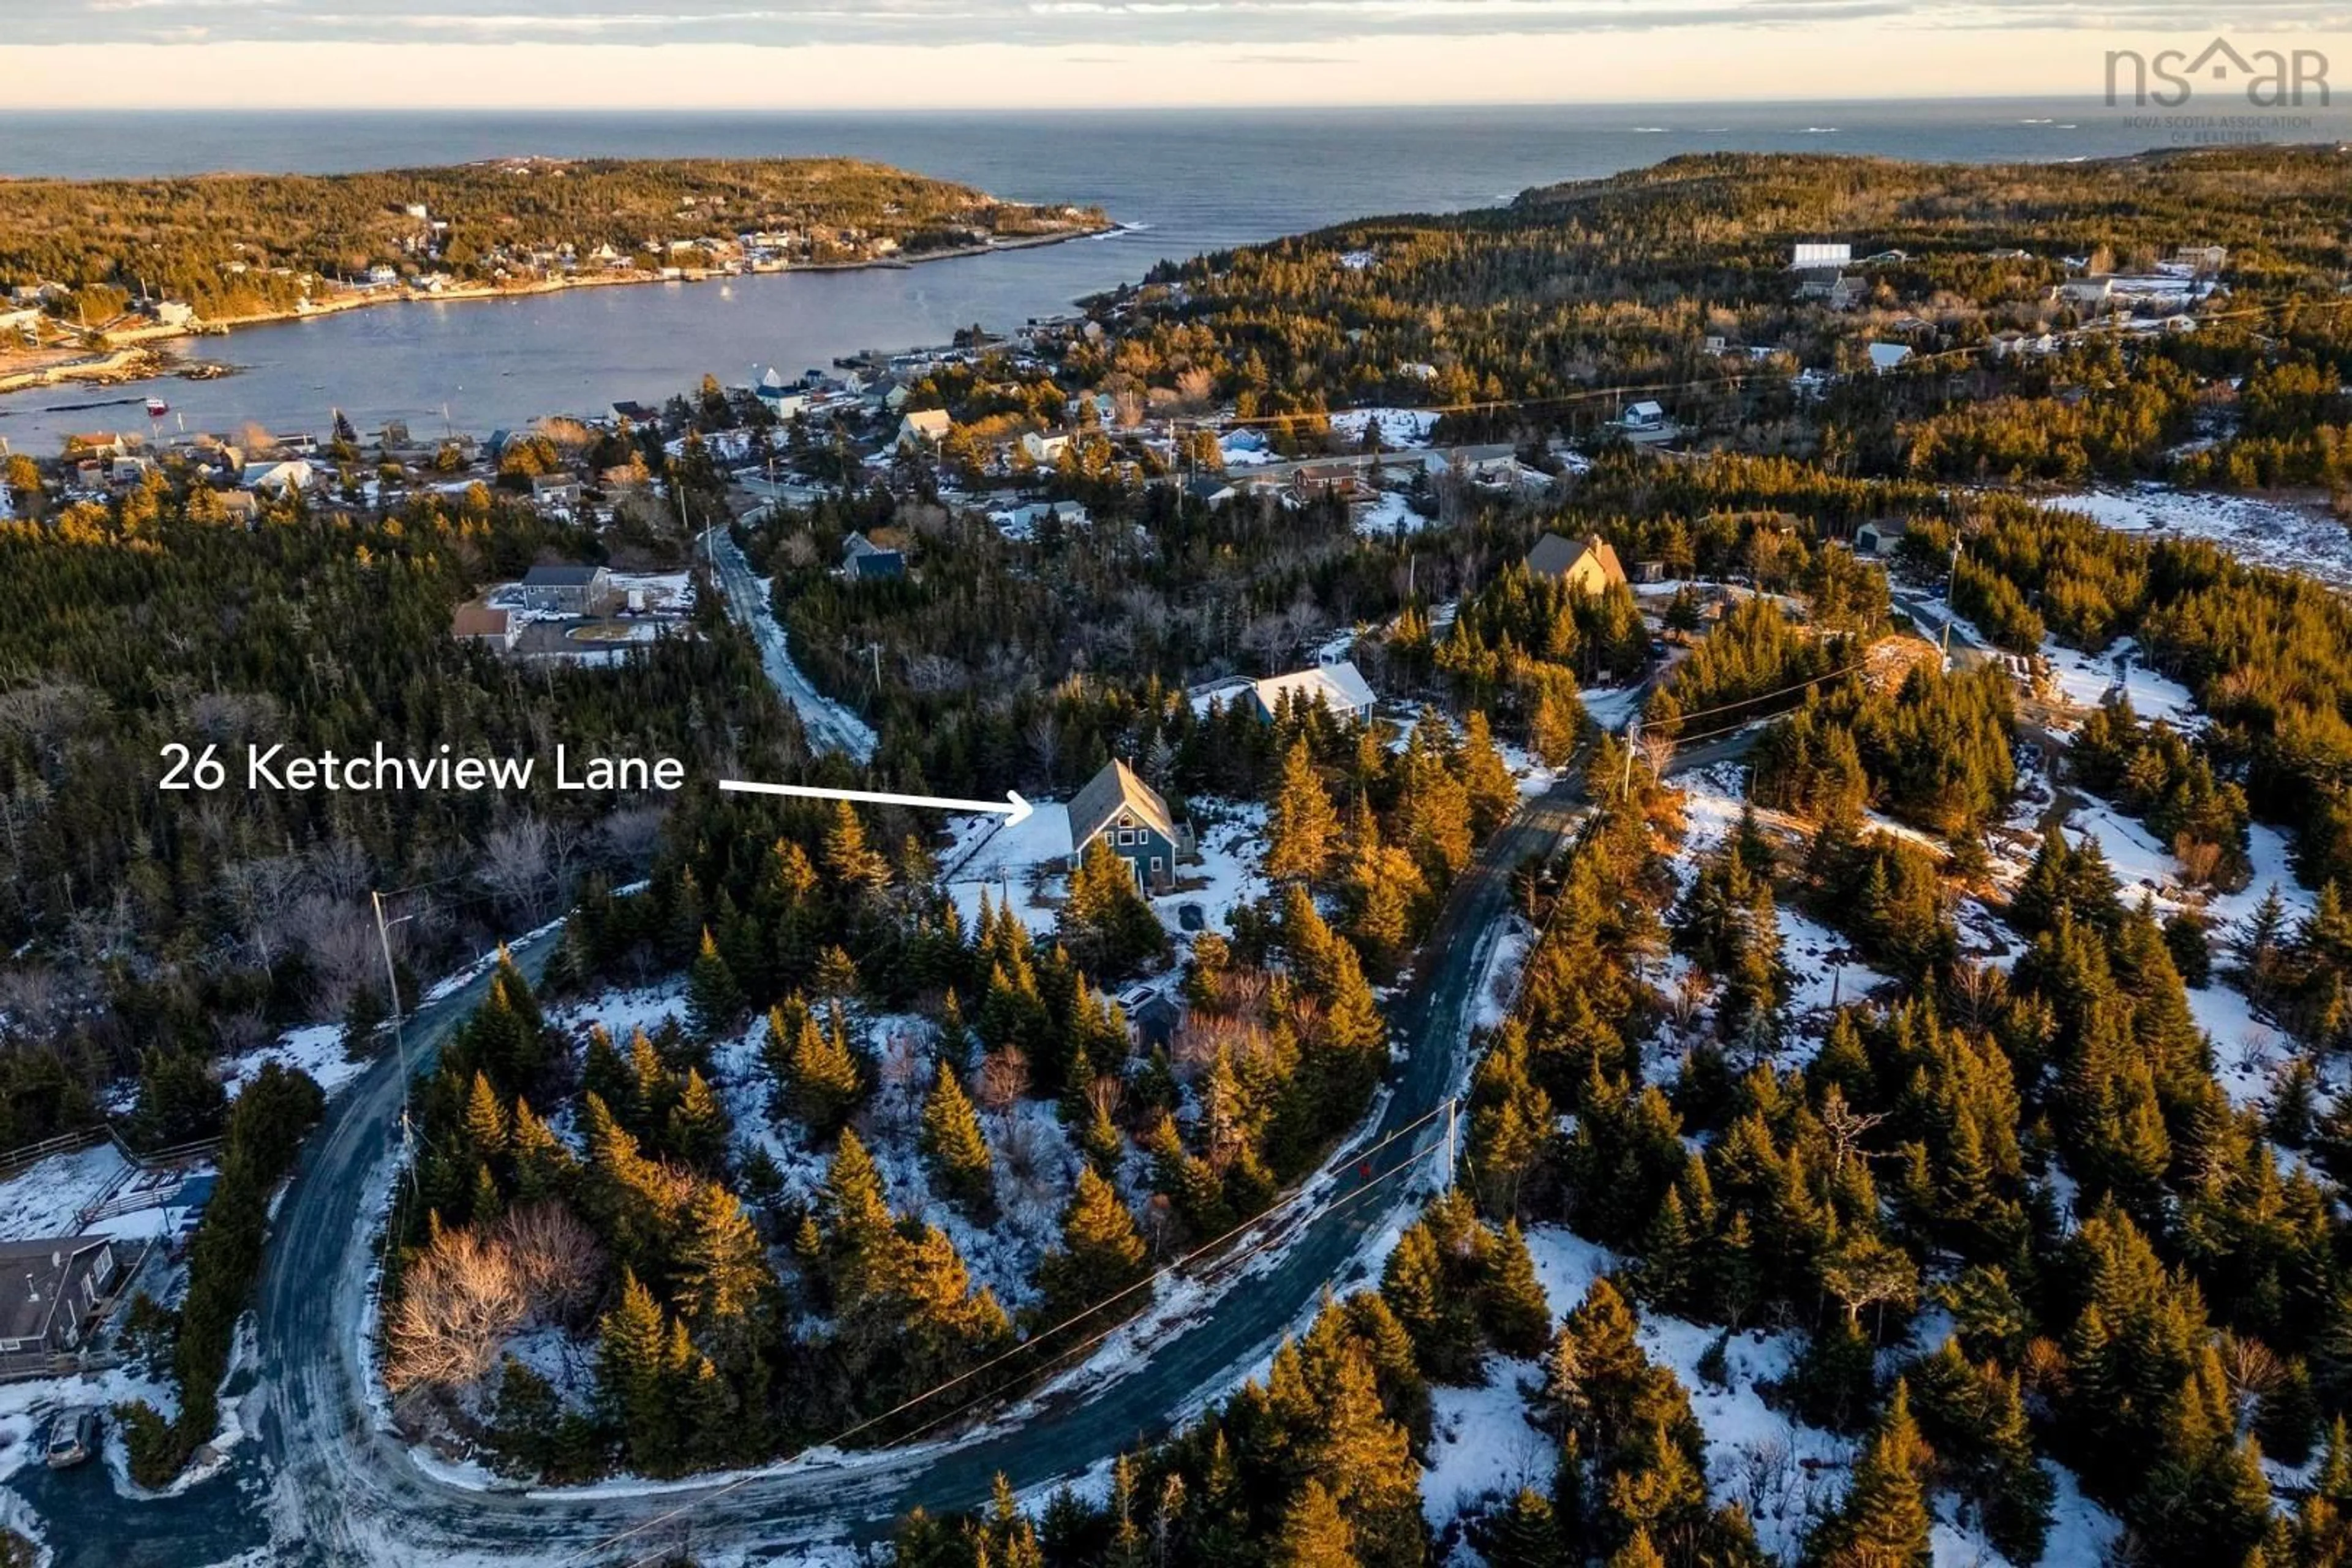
[145,396,170,417]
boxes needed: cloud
[32,0,2352,50]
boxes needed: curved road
[212,762,1584,1565]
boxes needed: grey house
[0,1236,120,1357]
[842,532,907,582]
[519,564,614,616]
[1068,760,1191,893]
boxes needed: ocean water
[0,102,2341,450]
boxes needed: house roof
[1254,660,1377,717]
[0,1235,109,1348]
[843,532,905,578]
[1068,759,1177,848]
[1867,342,1913,370]
[451,602,511,639]
[900,409,952,438]
[1526,532,1628,588]
[521,563,606,587]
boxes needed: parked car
[45,1408,99,1469]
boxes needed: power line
[571,1105,1454,1567]
[1648,655,1872,728]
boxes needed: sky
[6,0,2349,108]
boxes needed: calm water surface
[1,103,2342,450]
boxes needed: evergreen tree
[1267,738,1344,886]
[687,927,744,1035]
[1060,837,1170,979]
[919,1060,995,1212]
[1033,1167,1150,1331]
[676,1183,770,1327]
[1806,1380,1931,1567]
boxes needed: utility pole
[1621,714,1642,800]
[371,891,416,1188]
[1935,534,1964,662]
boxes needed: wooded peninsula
[0,156,1109,342]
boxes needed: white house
[1247,660,1378,724]
[1791,242,1852,269]
[241,459,315,494]
[897,410,952,448]
[1866,342,1914,373]
[1020,431,1072,464]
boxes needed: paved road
[217,755,1589,1564]
[703,523,880,764]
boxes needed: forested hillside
[0,157,1102,322]
[1086,146,2352,489]
[0,441,782,1151]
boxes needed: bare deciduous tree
[498,1202,603,1328]
[481,815,554,923]
[383,1225,527,1393]
[977,1046,1030,1112]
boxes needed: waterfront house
[529,473,582,511]
[1526,532,1630,596]
[1248,660,1378,725]
[242,459,315,495]
[63,433,132,462]
[842,532,906,581]
[0,1236,120,1358]
[609,400,663,430]
[1067,759,1191,892]
[897,410,952,448]
[519,564,614,616]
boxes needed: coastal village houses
[897,409,952,448]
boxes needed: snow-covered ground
[1354,488,1425,538]
[943,803,1074,937]
[0,1145,132,1241]
[1993,770,2313,1108]
[2038,485,2352,594]
[1329,408,1440,449]
[1422,1222,2124,1568]
[2038,636,2198,730]
[221,1023,370,1101]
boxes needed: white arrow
[717,778,1034,827]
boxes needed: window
[1118,829,1136,846]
